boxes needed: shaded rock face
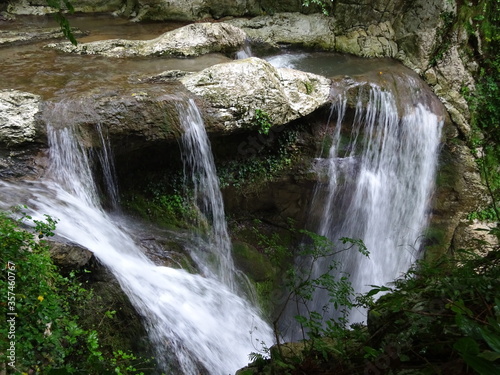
[427,138,490,260]
[48,240,94,270]
[48,22,247,58]
[423,46,475,138]
[393,0,454,72]
[223,176,318,229]
[5,0,329,20]
[181,57,331,130]
[7,0,123,15]
[227,13,398,58]
[334,0,404,30]
[131,0,255,21]
[226,13,336,49]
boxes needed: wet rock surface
[48,240,94,270]
[0,27,87,46]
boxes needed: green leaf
[363,346,380,359]
[365,285,392,298]
[454,337,480,356]
[461,353,500,375]
[480,327,500,353]
[478,350,500,361]
[294,315,308,324]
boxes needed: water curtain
[312,81,443,323]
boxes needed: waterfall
[312,80,443,323]
[0,103,273,374]
[94,123,120,209]
[177,99,236,289]
[235,40,253,59]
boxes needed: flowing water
[0,101,273,374]
[310,78,444,324]
[177,98,236,289]
[264,51,445,327]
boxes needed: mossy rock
[232,240,274,282]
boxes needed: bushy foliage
[247,225,369,373]
[363,249,500,375]
[244,216,500,375]
[122,172,198,229]
[302,0,334,15]
[0,209,148,374]
[217,126,300,192]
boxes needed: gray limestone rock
[0,90,41,147]
[47,22,247,58]
[181,57,331,130]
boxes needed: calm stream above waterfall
[1,14,446,374]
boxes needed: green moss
[422,226,448,263]
[217,126,302,194]
[121,170,199,230]
[232,240,275,282]
[122,193,188,229]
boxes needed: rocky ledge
[47,22,247,58]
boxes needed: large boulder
[48,22,247,58]
[38,88,187,153]
[181,57,331,130]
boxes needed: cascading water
[235,41,253,59]
[177,99,236,289]
[0,101,273,374]
[311,78,444,324]
[93,123,120,209]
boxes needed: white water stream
[178,99,236,289]
[0,102,273,374]
[313,81,443,323]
